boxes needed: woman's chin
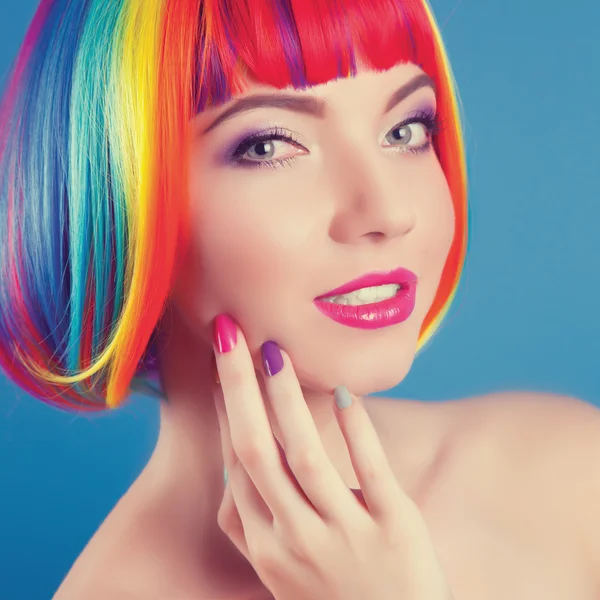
[344,365,414,397]
[296,355,416,399]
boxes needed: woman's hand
[212,314,454,600]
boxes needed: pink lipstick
[313,267,417,330]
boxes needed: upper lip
[315,267,418,299]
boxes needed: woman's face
[172,61,454,396]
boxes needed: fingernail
[211,355,220,385]
[261,341,284,377]
[213,314,237,354]
[334,385,353,410]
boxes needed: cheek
[200,217,290,299]
[411,164,456,319]
[435,187,455,264]
[182,178,317,329]
[420,163,455,257]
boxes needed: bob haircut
[0,0,468,411]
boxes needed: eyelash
[229,108,443,171]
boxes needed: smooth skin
[213,316,453,600]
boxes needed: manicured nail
[334,385,353,410]
[261,341,284,377]
[213,314,237,354]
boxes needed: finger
[213,382,236,467]
[217,479,250,562]
[213,383,273,552]
[213,314,314,531]
[333,386,415,527]
[260,341,368,525]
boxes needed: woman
[1,0,598,598]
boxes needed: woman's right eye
[230,130,306,169]
[243,139,285,161]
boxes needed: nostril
[362,231,386,240]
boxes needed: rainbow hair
[0,0,468,411]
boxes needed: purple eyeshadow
[218,126,271,164]
[408,102,437,118]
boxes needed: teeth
[322,284,401,306]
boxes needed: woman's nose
[327,154,417,245]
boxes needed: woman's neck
[140,308,364,580]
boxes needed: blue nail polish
[334,385,352,409]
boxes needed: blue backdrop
[1,0,599,598]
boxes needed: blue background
[1,0,599,598]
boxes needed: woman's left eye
[384,122,429,149]
[382,110,440,154]
[382,108,441,153]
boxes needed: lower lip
[313,282,417,330]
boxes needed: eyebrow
[201,73,435,134]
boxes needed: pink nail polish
[213,314,237,354]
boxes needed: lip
[313,267,418,330]
[315,267,418,300]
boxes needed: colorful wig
[0,0,468,411]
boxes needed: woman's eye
[245,140,277,161]
[238,138,303,165]
[384,122,429,148]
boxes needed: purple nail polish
[261,341,284,377]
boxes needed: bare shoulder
[456,389,600,500]
[475,391,600,564]
[369,389,600,470]
[54,584,155,600]
[371,391,600,583]
[52,478,207,600]
[455,389,600,438]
